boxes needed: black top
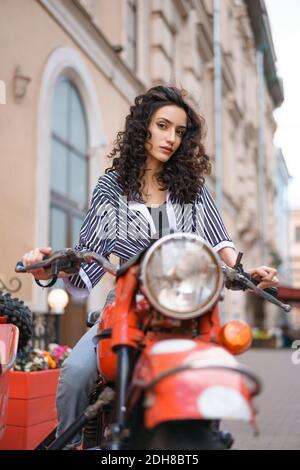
[147,203,170,240]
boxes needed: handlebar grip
[250,277,278,298]
[263,287,278,298]
[15,261,27,273]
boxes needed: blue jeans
[56,289,115,446]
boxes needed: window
[50,79,88,287]
[296,227,300,243]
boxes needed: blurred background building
[290,209,300,288]
[0,0,291,346]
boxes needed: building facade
[275,148,291,284]
[0,0,285,345]
[290,210,300,288]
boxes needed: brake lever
[15,249,81,274]
[249,278,278,299]
[15,259,49,273]
[15,258,58,288]
[239,274,291,312]
[15,249,82,288]
[226,252,280,303]
[15,249,117,279]
[222,265,291,313]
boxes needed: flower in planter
[42,351,57,369]
[14,343,72,372]
[48,343,72,368]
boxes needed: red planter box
[0,369,60,450]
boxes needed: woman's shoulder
[195,184,218,206]
[170,184,205,206]
[95,170,122,199]
[193,183,205,203]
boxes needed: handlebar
[222,265,291,313]
[16,248,292,313]
[15,249,117,277]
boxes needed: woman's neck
[143,156,163,183]
[142,158,166,205]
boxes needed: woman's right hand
[22,247,53,280]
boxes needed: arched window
[50,79,88,286]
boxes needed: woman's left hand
[247,266,279,289]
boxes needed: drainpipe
[257,48,267,262]
[213,0,223,213]
[213,0,225,322]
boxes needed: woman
[22,86,278,447]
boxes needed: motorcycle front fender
[131,338,256,429]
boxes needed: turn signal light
[217,320,252,355]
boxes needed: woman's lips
[160,146,172,154]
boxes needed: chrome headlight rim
[141,233,224,319]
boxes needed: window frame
[50,78,89,254]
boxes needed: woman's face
[145,105,187,166]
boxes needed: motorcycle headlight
[141,233,223,319]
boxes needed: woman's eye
[157,122,167,129]
[176,130,184,137]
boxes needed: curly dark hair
[106,85,211,204]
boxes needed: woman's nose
[166,129,176,144]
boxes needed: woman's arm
[218,246,237,268]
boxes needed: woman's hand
[22,247,53,280]
[218,248,279,289]
[247,265,279,289]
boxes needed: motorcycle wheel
[0,291,33,350]
[129,401,228,450]
[82,393,231,450]
[145,420,228,450]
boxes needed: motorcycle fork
[107,346,134,449]
[107,266,142,449]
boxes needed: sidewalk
[223,348,300,450]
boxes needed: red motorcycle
[16,233,290,450]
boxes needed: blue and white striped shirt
[64,171,234,297]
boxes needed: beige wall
[0,0,133,307]
[93,0,124,48]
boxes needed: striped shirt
[64,170,234,297]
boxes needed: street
[223,348,300,450]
